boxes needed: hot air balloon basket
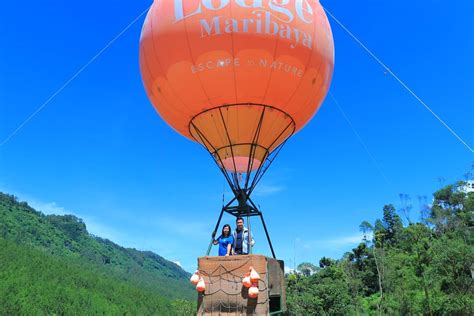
[196,255,286,315]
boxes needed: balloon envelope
[140,0,334,172]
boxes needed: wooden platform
[197,255,286,315]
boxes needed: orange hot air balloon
[139,0,334,182]
[140,0,334,259]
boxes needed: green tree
[381,204,403,245]
[297,262,319,276]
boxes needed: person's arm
[230,234,236,255]
[226,236,234,256]
[249,232,255,246]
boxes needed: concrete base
[196,255,286,315]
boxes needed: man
[232,217,255,255]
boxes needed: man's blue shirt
[234,230,243,254]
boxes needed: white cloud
[129,215,210,238]
[327,234,366,246]
[161,216,209,236]
[0,189,204,273]
[1,189,127,244]
[284,266,295,274]
[28,200,69,215]
[81,215,124,243]
[253,184,284,197]
[302,233,366,250]
[0,188,70,216]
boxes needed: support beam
[206,197,236,256]
[207,191,276,258]
[258,211,276,259]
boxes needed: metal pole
[248,198,276,258]
[259,211,276,258]
[206,197,236,256]
[247,206,252,255]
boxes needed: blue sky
[1,0,472,272]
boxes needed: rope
[199,258,252,279]
[323,6,473,153]
[329,92,392,186]
[0,6,151,148]
[198,260,270,315]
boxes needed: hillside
[0,238,177,315]
[3,181,472,315]
[0,192,195,301]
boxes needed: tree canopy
[287,180,474,315]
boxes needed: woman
[213,224,234,256]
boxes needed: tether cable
[0,6,151,147]
[323,6,473,153]
[329,92,392,186]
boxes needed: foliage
[286,180,474,315]
[0,192,194,301]
[2,177,473,315]
[171,299,197,315]
[0,192,197,314]
[297,262,319,276]
[0,238,176,315]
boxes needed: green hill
[0,238,177,315]
[0,192,195,306]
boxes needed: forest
[1,178,472,315]
[0,192,195,314]
[286,180,473,315]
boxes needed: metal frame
[191,104,295,259]
[189,103,295,198]
[206,192,276,258]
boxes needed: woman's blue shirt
[218,235,234,256]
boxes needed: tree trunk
[416,250,433,316]
[373,247,384,316]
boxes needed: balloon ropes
[139,0,334,258]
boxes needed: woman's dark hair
[222,224,231,237]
